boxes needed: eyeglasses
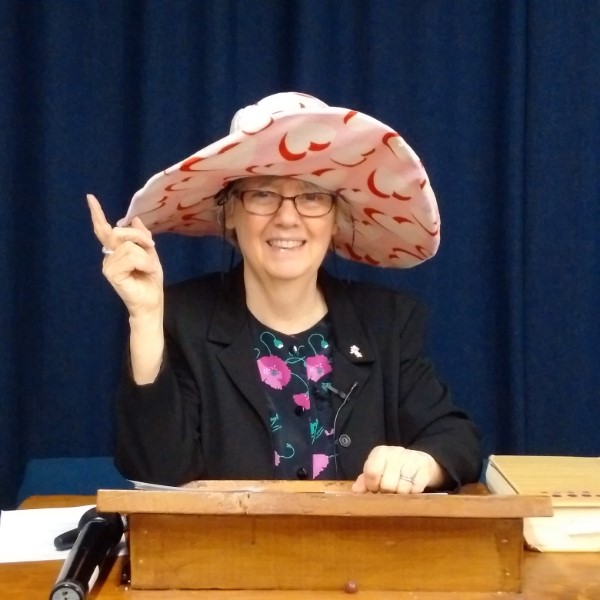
[234,189,335,217]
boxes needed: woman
[88,92,481,493]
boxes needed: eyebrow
[236,179,331,194]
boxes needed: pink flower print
[306,355,332,382]
[274,451,281,466]
[293,393,310,410]
[312,454,330,478]
[257,356,292,389]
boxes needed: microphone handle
[53,527,80,552]
[49,519,117,600]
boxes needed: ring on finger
[102,246,115,255]
[399,474,415,483]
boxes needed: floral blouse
[249,313,337,480]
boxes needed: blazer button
[296,467,308,480]
[339,434,351,448]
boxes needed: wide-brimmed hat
[118,92,440,268]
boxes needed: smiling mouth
[267,240,306,249]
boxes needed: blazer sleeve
[113,328,205,486]
[395,301,482,488]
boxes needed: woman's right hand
[87,194,164,318]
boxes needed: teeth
[269,240,304,249]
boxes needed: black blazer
[115,265,481,488]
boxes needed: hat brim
[118,107,440,268]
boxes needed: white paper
[129,479,268,492]
[563,516,600,536]
[130,480,183,491]
[0,505,127,563]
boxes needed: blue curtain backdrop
[1,1,598,509]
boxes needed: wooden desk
[2,495,599,600]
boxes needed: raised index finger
[86,193,113,246]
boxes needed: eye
[300,193,328,203]
[246,190,278,201]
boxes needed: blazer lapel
[319,270,375,431]
[207,265,271,426]
[206,266,376,432]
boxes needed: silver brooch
[349,345,363,358]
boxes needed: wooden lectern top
[96,481,552,594]
[97,479,552,518]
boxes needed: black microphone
[54,507,99,551]
[326,381,358,401]
[49,511,124,600]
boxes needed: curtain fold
[523,1,600,453]
[1,0,598,509]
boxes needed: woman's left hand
[351,446,447,494]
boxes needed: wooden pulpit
[97,481,552,593]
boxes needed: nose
[273,197,301,223]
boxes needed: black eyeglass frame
[233,189,336,218]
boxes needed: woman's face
[226,176,338,286]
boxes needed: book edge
[487,455,600,507]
